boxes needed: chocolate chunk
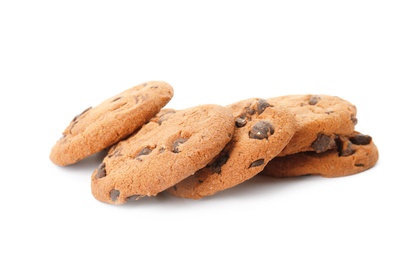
[350,134,372,145]
[110,189,120,202]
[95,163,107,179]
[245,106,256,115]
[340,141,355,157]
[136,147,153,160]
[249,159,265,168]
[172,138,188,153]
[249,121,275,140]
[111,97,122,102]
[126,195,143,201]
[72,107,92,122]
[235,115,247,128]
[311,134,336,153]
[351,116,358,125]
[69,107,92,132]
[355,163,365,167]
[309,95,321,105]
[210,154,229,174]
[335,136,355,157]
[257,99,271,115]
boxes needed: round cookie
[261,132,379,178]
[267,94,357,156]
[167,98,297,199]
[50,81,174,166]
[91,104,234,205]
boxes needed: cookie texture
[268,94,357,156]
[91,104,234,205]
[167,98,297,199]
[50,81,174,166]
[261,132,379,178]
[129,108,177,138]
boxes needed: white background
[1,1,414,259]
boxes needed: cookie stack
[50,81,379,205]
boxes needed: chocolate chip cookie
[261,132,378,178]
[167,98,297,199]
[91,104,234,204]
[50,81,174,166]
[268,94,357,156]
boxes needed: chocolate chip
[126,195,143,201]
[95,163,107,179]
[198,180,203,183]
[257,99,271,115]
[235,115,247,128]
[172,138,188,153]
[110,189,120,202]
[246,106,256,115]
[249,159,265,168]
[335,136,355,157]
[210,154,229,174]
[350,134,372,145]
[249,121,275,140]
[311,134,336,153]
[72,107,92,122]
[111,97,122,102]
[309,95,321,105]
[340,141,355,157]
[136,147,153,160]
[351,116,358,125]
[355,163,365,167]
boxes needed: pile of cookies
[50,81,379,205]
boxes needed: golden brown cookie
[91,104,234,205]
[268,94,357,156]
[103,108,177,154]
[167,98,297,199]
[50,81,174,166]
[261,132,379,178]
[130,108,177,137]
